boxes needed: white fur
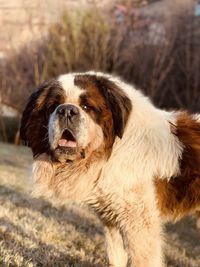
[58,71,183,185]
[193,114,200,122]
[58,73,84,101]
[48,108,61,149]
[94,72,182,180]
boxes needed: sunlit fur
[20,72,200,267]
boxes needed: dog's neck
[54,151,107,203]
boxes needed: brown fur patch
[74,75,132,138]
[156,111,200,220]
[75,75,115,153]
[20,80,65,156]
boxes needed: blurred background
[0,0,199,143]
[0,1,200,267]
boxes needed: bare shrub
[107,1,200,111]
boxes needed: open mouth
[58,129,77,148]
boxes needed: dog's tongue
[58,139,77,148]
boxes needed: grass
[0,142,199,266]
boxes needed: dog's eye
[81,105,91,111]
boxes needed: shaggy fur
[20,72,200,267]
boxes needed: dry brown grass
[0,142,199,267]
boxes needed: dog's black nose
[57,104,79,119]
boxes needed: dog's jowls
[20,72,200,267]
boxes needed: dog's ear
[95,76,132,138]
[20,80,64,156]
[20,87,44,143]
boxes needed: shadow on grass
[0,218,103,267]
[0,185,103,237]
[165,253,200,267]
[166,219,200,248]
[0,185,105,266]
[165,218,200,262]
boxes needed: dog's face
[20,73,132,163]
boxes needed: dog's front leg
[118,193,164,267]
[94,182,163,267]
[105,225,128,267]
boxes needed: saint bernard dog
[20,72,200,267]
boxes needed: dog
[20,72,200,267]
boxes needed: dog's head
[20,73,132,163]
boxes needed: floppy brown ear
[95,76,132,138]
[20,79,64,156]
[20,87,45,143]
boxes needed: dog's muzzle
[50,104,84,162]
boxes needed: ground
[0,142,199,267]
